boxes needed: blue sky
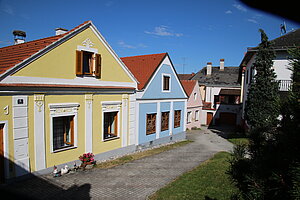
[1,0,299,74]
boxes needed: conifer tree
[244,29,280,131]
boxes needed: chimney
[13,30,26,45]
[206,62,212,76]
[220,59,224,71]
[55,28,68,35]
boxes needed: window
[76,50,101,77]
[146,113,156,135]
[195,110,199,121]
[194,92,197,100]
[162,75,170,91]
[53,116,74,151]
[174,110,181,128]
[103,112,118,140]
[161,111,170,131]
[187,111,192,123]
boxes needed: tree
[228,29,283,199]
[244,29,280,131]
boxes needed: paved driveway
[2,127,233,200]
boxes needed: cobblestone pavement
[2,127,233,200]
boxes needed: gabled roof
[0,21,137,85]
[178,73,195,80]
[192,66,240,87]
[121,53,167,90]
[0,21,90,76]
[180,80,197,97]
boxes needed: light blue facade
[142,64,187,99]
[137,61,187,145]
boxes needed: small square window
[146,113,156,135]
[53,116,74,151]
[76,50,101,77]
[104,112,118,140]
[161,111,170,131]
[163,75,170,91]
[174,110,181,128]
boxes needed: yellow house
[0,21,138,181]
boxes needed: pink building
[181,80,203,130]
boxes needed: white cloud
[118,41,147,49]
[247,19,258,24]
[2,4,14,15]
[145,25,183,37]
[225,10,232,14]
[233,3,247,12]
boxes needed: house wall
[0,24,138,180]
[186,83,202,130]
[12,28,134,85]
[136,56,187,145]
[137,100,185,145]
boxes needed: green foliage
[150,152,238,200]
[229,30,300,200]
[244,29,280,130]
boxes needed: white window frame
[195,110,200,121]
[49,103,79,153]
[101,101,121,142]
[187,111,192,123]
[162,73,171,93]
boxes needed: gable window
[76,50,101,78]
[53,116,74,151]
[162,74,171,92]
[103,112,118,140]
[146,113,156,135]
[161,111,170,131]
[174,110,181,128]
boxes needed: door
[0,124,4,183]
[219,112,237,126]
[206,112,213,126]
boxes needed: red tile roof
[0,21,91,76]
[180,80,197,97]
[178,73,195,80]
[121,53,167,90]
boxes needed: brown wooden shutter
[95,53,101,78]
[76,50,83,76]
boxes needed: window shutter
[95,53,102,78]
[76,50,83,76]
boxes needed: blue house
[121,53,188,146]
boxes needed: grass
[149,151,238,200]
[95,140,192,169]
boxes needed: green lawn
[149,151,238,200]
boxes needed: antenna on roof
[182,57,187,74]
[280,21,287,36]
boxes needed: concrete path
[3,127,233,200]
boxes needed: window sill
[103,136,120,142]
[52,146,77,153]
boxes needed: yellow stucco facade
[0,22,136,180]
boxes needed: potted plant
[79,153,95,169]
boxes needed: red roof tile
[180,80,197,97]
[121,53,167,90]
[0,21,91,76]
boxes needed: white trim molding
[49,103,80,153]
[34,94,46,171]
[0,120,9,180]
[101,101,121,142]
[85,94,93,153]
[161,73,171,93]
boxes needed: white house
[239,28,300,128]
